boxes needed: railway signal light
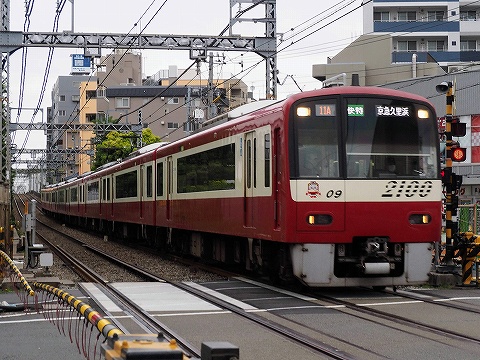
[441,167,452,185]
[452,173,463,192]
[451,146,467,162]
[451,117,466,137]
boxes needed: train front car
[286,87,441,287]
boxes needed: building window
[460,11,477,21]
[115,97,130,108]
[167,97,179,105]
[59,95,66,101]
[97,88,106,98]
[398,11,416,21]
[97,112,107,122]
[460,40,477,51]
[427,11,444,21]
[427,40,445,51]
[397,41,417,52]
[167,122,178,129]
[59,110,66,116]
[374,12,390,22]
[86,90,96,100]
[86,113,96,122]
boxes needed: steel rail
[313,291,480,346]
[34,221,201,358]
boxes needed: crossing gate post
[460,232,480,285]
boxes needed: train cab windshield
[291,96,439,179]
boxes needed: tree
[92,128,162,170]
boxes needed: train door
[99,178,103,216]
[244,131,256,228]
[101,177,112,217]
[107,176,113,217]
[166,156,173,220]
[274,128,281,229]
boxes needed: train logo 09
[381,180,433,198]
[306,181,321,198]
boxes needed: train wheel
[268,246,294,285]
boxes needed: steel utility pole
[0,0,11,257]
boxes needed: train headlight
[307,214,332,225]
[296,106,311,117]
[417,109,430,119]
[409,214,431,224]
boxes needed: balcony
[374,21,459,33]
[392,50,480,63]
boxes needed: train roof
[124,142,169,159]
[284,86,433,105]
[201,100,280,129]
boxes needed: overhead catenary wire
[18,0,480,177]
[19,0,166,173]
[14,0,67,160]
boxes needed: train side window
[253,138,257,188]
[102,179,107,201]
[265,134,270,187]
[115,170,137,199]
[87,181,99,201]
[146,165,153,198]
[246,139,252,189]
[177,144,235,193]
[156,162,164,197]
[71,187,78,202]
[58,190,65,203]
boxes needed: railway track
[310,288,480,347]
[32,215,357,359]
[13,194,480,358]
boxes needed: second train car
[41,86,442,287]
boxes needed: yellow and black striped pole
[0,250,35,296]
[460,232,480,285]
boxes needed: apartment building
[363,0,480,69]
[47,52,249,182]
[313,0,480,86]
[47,75,96,183]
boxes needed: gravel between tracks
[36,213,227,285]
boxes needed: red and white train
[41,86,441,287]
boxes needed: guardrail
[0,250,34,296]
[2,250,239,359]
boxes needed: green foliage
[91,129,162,170]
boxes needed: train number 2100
[381,180,433,198]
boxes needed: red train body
[41,86,442,287]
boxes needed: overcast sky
[9,0,364,155]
